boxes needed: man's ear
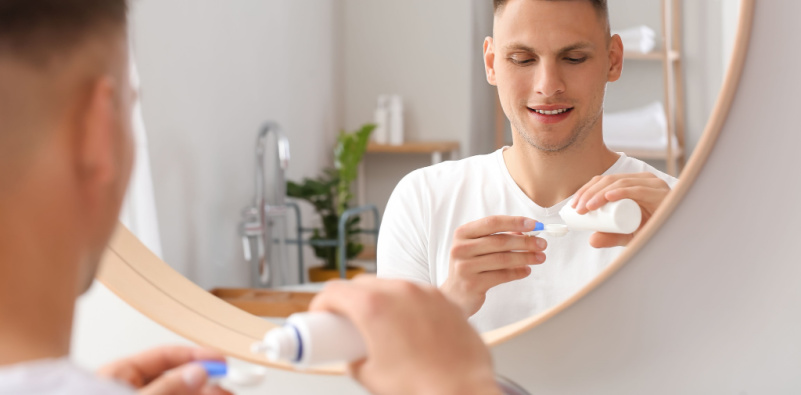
[77,77,118,192]
[607,34,624,83]
[484,37,497,86]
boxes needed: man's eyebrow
[502,41,596,54]
[557,42,596,53]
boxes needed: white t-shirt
[0,358,133,395]
[377,148,678,332]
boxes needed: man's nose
[533,61,566,97]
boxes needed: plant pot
[308,266,366,282]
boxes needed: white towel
[603,102,675,150]
[118,52,163,258]
[613,25,657,54]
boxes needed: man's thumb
[138,363,207,395]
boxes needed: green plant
[287,124,375,271]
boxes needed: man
[377,0,678,332]
[0,1,500,394]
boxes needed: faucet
[241,121,291,288]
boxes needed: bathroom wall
[130,0,342,288]
[343,0,496,216]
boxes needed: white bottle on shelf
[373,95,389,144]
[388,94,404,145]
[251,312,366,368]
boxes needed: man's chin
[521,133,578,153]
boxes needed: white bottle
[251,312,366,368]
[388,94,404,145]
[558,198,642,234]
[373,95,389,144]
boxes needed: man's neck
[0,213,78,367]
[502,131,619,208]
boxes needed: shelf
[623,50,680,61]
[209,288,314,317]
[367,141,460,154]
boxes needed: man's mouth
[528,107,574,115]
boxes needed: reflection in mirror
[129,0,743,334]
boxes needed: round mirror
[101,0,755,372]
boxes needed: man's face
[485,0,622,153]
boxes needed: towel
[613,25,657,54]
[604,101,677,150]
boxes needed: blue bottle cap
[533,222,545,232]
[199,360,228,378]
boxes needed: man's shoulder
[396,149,503,192]
[612,154,679,188]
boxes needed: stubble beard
[511,105,603,154]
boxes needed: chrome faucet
[241,121,291,288]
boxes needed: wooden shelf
[624,50,680,61]
[209,288,314,317]
[367,141,460,154]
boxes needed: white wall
[343,0,496,216]
[130,0,341,289]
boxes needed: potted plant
[287,124,375,281]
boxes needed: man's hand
[96,346,232,395]
[310,276,501,395]
[441,215,547,316]
[571,172,671,248]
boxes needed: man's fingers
[604,185,669,214]
[452,251,544,276]
[577,174,665,214]
[589,232,634,248]
[452,233,547,258]
[138,363,207,395]
[474,266,533,291]
[200,384,235,395]
[572,175,604,208]
[97,346,223,388]
[103,346,224,386]
[455,216,539,239]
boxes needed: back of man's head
[0,0,133,294]
[0,0,129,186]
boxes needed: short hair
[0,0,128,67]
[0,0,128,186]
[493,0,610,33]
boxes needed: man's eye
[565,57,587,64]
[509,57,535,65]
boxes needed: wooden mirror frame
[97,0,755,375]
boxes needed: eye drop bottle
[251,312,366,368]
[559,198,642,234]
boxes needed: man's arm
[571,172,672,248]
[310,276,502,395]
[376,173,434,283]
